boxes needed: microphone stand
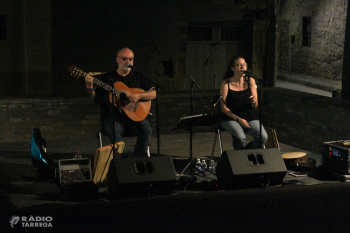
[130,66,162,156]
[89,72,117,159]
[179,76,197,175]
[245,72,268,149]
[188,75,214,104]
[111,88,117,161]
[182,75,216,175]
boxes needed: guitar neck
[93,78,121,95]
[68,66,122,95]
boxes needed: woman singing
[220,55,268,150]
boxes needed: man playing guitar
[84,47,156,157]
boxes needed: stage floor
[1,132,350,232]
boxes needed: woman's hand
[237,117,251,129]
[249,95,256,104]
[249,95,257,109]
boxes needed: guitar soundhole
[119,92,127,101]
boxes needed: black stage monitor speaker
[216,148,287,189]
[108,155,177,198]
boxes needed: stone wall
[0,97,100,145]
[279,19,290,71]
[0,0,52,96]
[0,90,219,149]
[280,0,347,81]
[262,87,350,154]
[1,88,350,155]
[0,1,22,96]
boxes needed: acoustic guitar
[68,66,151,122]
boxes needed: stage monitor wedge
[107,155,177,198]
[216,148,287,189]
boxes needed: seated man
[84,47,156,157]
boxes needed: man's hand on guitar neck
[85,74,94,87]
[84,74,96,100]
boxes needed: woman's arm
[249,77,258,108]
[220,80,239,121]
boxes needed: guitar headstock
[68,66,86,78]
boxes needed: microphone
[188,75,200,86]
[242,70,268,84]
[212,96,222,108]
[127,64,135,70]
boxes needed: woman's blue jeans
[221,120,268,150]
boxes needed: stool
[265,127,279,148]
[210,126,247,159]
[211,126,278,158]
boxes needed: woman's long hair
[223,55,249,84]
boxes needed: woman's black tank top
[222,78,258,122]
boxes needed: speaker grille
[216,148,287,189]
[108,155,177,197]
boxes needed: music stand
[172,114,223,175]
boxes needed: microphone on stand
[127,64,135,70]
[127,64,138,74]
[188,75,200,86]
[211,96,222,109]
[242,70,268,84]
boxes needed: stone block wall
[0,97,101,146]
[1,89,349,155]
[0,90,219,149]
[262,87,350,154]
[279,0,347,81]
[279,20,290,71]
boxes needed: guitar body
[68,66,151,122]
[109,81,151,122]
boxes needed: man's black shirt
[95,70,154,121]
